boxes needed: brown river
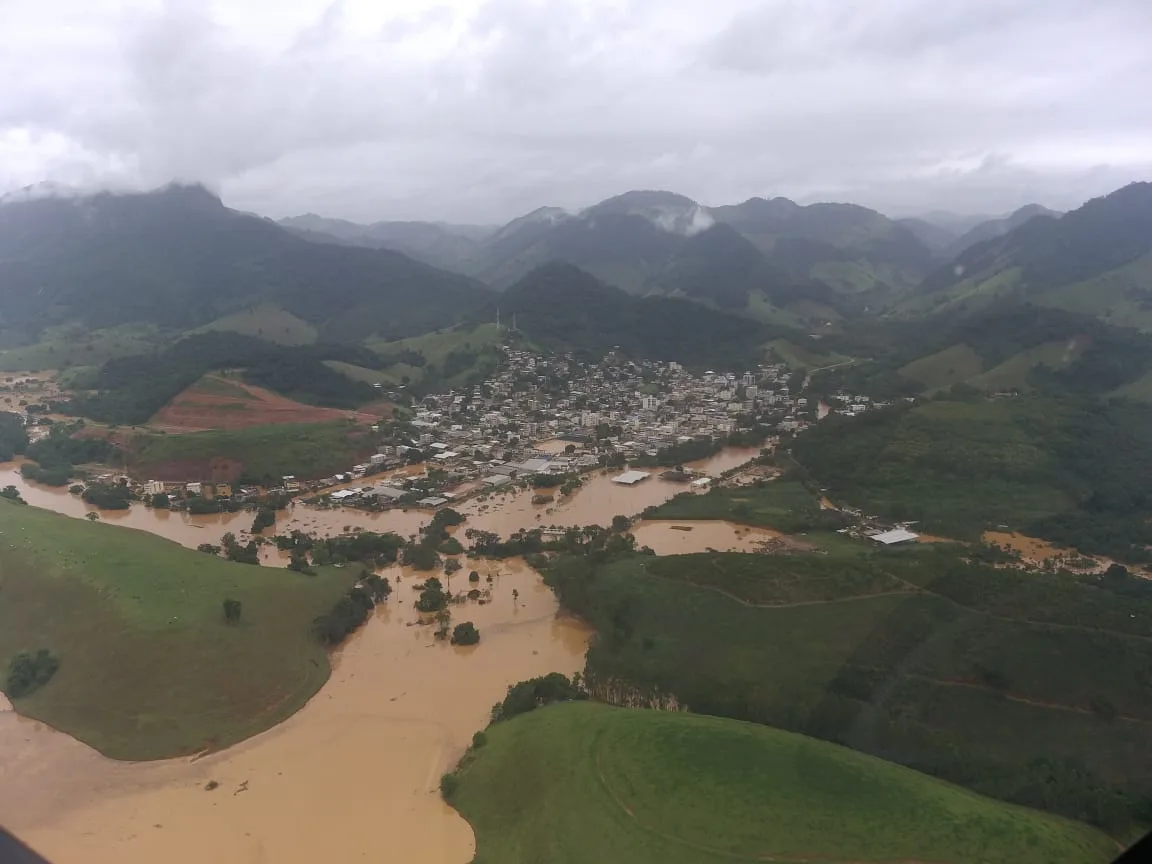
[0,447,758,555]
[0,559,590,864]
[0,446,759,863]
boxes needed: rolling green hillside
[1038,255,1152,330]
[543,543,1152,836]
[0,323,163,372]
[911,183,1152,319]
[450,702,1114,864]
[0,498,360,759]
[130,421,374,483]
[768,338,848,371]
[969,339,1084,392]
[196,302,318,346]
[898,343,984,390]
[793,395,1152,562]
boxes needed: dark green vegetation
[451,621,480,645]
[542,542,1152,835]
[0,184,489,345]
[19,422,115,486]
[416,577,449,612]
[0,411,29,460]
[130,421,373,483]
[5,649,60,699]
[646,479,843,534]
[312,576,392,645]
[67,331,380,424]
[908,182,1152,323]
[489,672,588,723]
[491,263,777,368]
[0,498,360,759]
[449,702,1114,864]
[793,396,1152,560]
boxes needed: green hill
[898,343,984,390]
[196,302,318,346]
[451,702,1115,864]
[492,263,777,369]
[0,498,361,759]
[542,543,1152,836]
[0,184,491,344]
[0,323,163,372]
[130,421,373,484]
[911,183,1152,319]
[768,337,848,371]
[969,339,1084,392]
[792,395,1152,560]
[1037,255,1152,331]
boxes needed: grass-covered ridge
[541,544,1152,835]
[792,395,1152,562]
[451,702,1115,864]
[0,499,359,759]
[645,480,838,534]
[130,420,373,483]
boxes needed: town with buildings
[4,346,894,521]
[168,347,889,512]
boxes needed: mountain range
[0,184,490,345]
[3,179,1151,378]
[279,190,1076,325]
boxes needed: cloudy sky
[1,0,1150,224]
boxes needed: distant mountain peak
[0,180,80,205]
[583,190,714,237]
[490,206,573,242]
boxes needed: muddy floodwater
[0,559,589,864]
[631,520,784,554]
[0,446,761,862]
[0,447,759,558]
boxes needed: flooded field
[631,520,785,554]
[0,559,590,864]
[981,530,1106,570]
[0,445,769,862]
[0,447,760,556]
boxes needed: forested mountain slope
[0,184,491,344]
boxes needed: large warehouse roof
[611,470,651,485]
[870,528,919,545]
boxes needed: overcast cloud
[1,0,1150,223]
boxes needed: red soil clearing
[149,376,389,432]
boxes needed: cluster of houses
[104,347,887,512]
[277,348,888,511]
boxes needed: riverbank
[0,446,761,559]
[1,558,589,864]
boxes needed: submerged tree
[451,622,480,646]
[6,649,60,698]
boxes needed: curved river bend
[0,447,759,863]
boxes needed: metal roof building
[869,528,919,545]
[612,470,651,485]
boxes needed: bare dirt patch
[149,375,385,431]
